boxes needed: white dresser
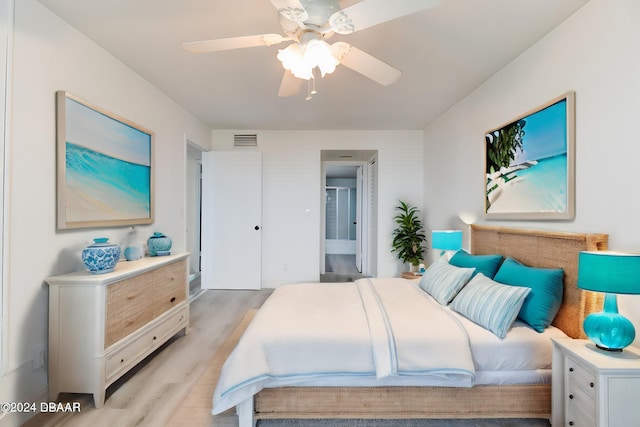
[46,253,189,408]
[552,337,640,426]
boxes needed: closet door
[201,151,262,290]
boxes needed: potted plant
[391,200,427,270]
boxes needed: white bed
[212,225,609,426]
[213,277,568,415]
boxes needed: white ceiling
[37,0,590,130]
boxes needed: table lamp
[577,251,640,352]
[432,230,463,256]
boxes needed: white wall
[0,1,211,423]
[212,130,424,287]
[423,0,640,347]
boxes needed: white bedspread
[212,278,475,414]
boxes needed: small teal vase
[124,245,144,261]
[147,232,172,256]
[82,238,121,274]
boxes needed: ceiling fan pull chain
[306,78,312,101]
[306,68,318,101]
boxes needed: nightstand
[401,271,421,280]
[552,337,640,426]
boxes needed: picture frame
[484,91,575,220]
[56,91,154,230]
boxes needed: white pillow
[419,257,475,305]
[450,273,531,339]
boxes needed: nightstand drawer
[566,379,595,423]
[565,355,596,399]
[566,401,596,427]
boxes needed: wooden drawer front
[152,260,187,317]
[105,306,188,383]
[150,305,188,346]
[105,274,154,348]
[105,325,154,382]
[105,260,187,348]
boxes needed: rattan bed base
[251,225,608,422]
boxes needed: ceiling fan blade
[182,34,289,54]
[278,70,303,97]
[329,0,441,34]
[333,42,401,86]
[270,0,309,24]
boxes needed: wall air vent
[234,133,258,148]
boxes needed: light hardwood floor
[320,254,366,282]
[24,289,272,427]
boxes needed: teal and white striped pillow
[419,257,475,305]
[450,273,531,339]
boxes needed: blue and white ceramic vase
[147,232,172,256]
[82,238,121,274]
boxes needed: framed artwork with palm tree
[484,91,575,220]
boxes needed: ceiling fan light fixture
[305,39,339,77]
[277,38,339,80]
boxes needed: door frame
[320,159,372,276]
[185,140,204,299]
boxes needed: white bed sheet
[267,279,567,388]
[213,278,475,414]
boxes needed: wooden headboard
[470,225,608,339]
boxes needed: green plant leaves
[391,200,427,266]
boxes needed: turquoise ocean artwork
[486,98,568,214]
[64,97,151,223]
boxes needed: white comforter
[212,277,476,414]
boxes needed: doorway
[320,150,378,282]
[186,142,203,299]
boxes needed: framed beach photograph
[484,92,575,220]
[56,91,154,229]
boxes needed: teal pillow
[493,258,564,332]
[418,258,475,305]
[450,273,531,339]
[449,250,504,279]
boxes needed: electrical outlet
[32,345,47,370]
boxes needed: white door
[201,151,262,290]
[355,165,363,273]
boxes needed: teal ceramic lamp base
[583,293,636,352]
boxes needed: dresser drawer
[105,273,155,348]
[149,305,188,345]
[152,260,187,316]
[105,324,154,382]
[105,306,188,382]
[105,259,187,348]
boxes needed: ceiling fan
[182,0,441,98]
